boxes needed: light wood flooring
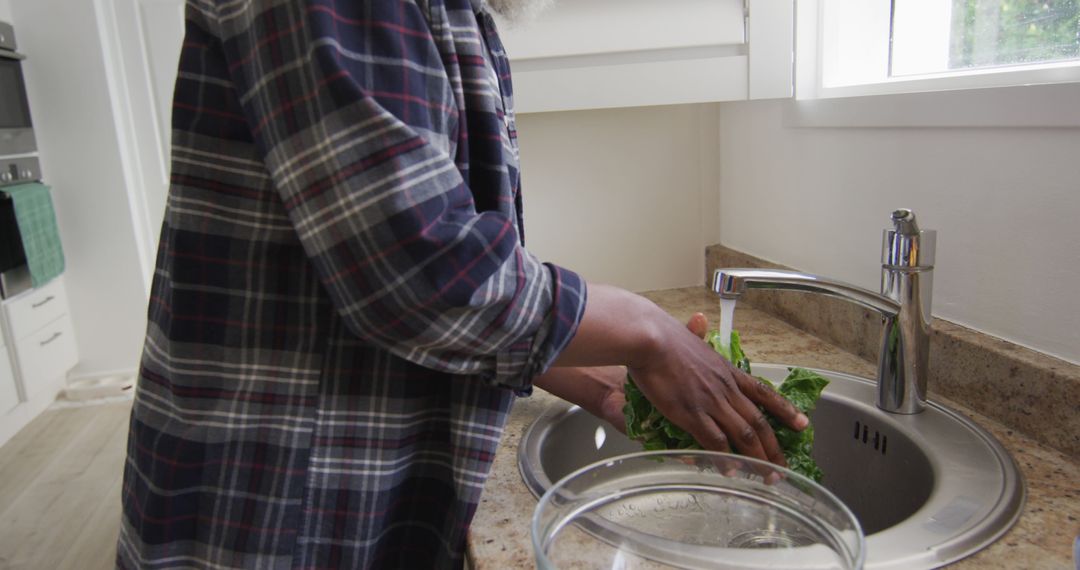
[0,399,132,570]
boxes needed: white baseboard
[65,367,138,385]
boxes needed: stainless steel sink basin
[518,364,1025,569]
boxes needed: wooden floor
[0,399,132,570]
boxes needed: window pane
[891,0,1080,76]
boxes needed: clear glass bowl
[531,451,865,570]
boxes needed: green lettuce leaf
[707,330,751,373]
[622,330,830,482]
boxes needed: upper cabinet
[498,0,794,113]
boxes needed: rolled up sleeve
[216,0,585,391]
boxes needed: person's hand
[590,312,712,431]
[533,312,713,433]
[582,367,627,431]
[554,285,808,467]
[626,307,807,467]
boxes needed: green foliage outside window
[950,0,1080,68]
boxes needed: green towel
[1,182,64,287]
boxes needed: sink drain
[728,529,816,549]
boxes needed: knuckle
[738,424,757,446]
[753,380,775,399]
[720,374,738,391]
[751,413,771,433]
[712,432,729,450]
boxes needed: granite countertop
[466,287,1080,569]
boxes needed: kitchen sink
[518,364,1025,569]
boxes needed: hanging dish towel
[0,182,64,287]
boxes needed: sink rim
[518,363,1026,570]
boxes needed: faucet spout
[713,262,931,415]
[712,211,935,415]
[713,269,901,318]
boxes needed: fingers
[734,370,810,431]
[599,390,628,434]
[681,411,732,454]
[658,372,777,465]
[685,313,807,434]
[704,452,741,477]
[683,395,784,482]
[689,368,777,463]
[629,311,803,473]
[680,313,785,464]
[697,394,786,484]
[719,386,787,467]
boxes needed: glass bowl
[531,450,865,569]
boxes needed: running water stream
[718,297,736,350]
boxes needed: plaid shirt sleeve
[209,0,585,391]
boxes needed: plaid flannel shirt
[117,0,586,568]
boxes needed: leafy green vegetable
[708,330,751,373]
[765,368,829,482]
[622,330,830,482]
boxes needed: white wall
[518,104,720,292]
[717,98,1080,364]
[11,0,148,378]
[0,1,11,23]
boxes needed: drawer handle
[40,332,62,346]
[32,296,55,309]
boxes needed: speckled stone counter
[466,287,1080,569]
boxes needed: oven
[0,21,35,157]
[0,20,38,299]
[0,155,39,299]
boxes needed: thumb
[686,312,708,339]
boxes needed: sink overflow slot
[852,420,888,456]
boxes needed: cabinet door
[499,0,795,113]
[14,315,78,401]
[0,348,19,414]
[5,277,68,340]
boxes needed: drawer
[5,277,69,340]
[14,314,78,400]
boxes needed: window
[893,0,1080,75]
[805,0,1080,98]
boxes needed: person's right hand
[533,311,726,436]
[553,284,808,467]
[627,307,807,467]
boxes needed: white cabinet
[2,276,79,402]
[0,330,18,415]
[13,314,78,400]
[0,276,79,447]
[499,0,795,113]
[5,277,68,338]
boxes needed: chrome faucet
[713,209,936,414]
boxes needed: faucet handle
[883,208,936,269]
[891,208,920,235]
